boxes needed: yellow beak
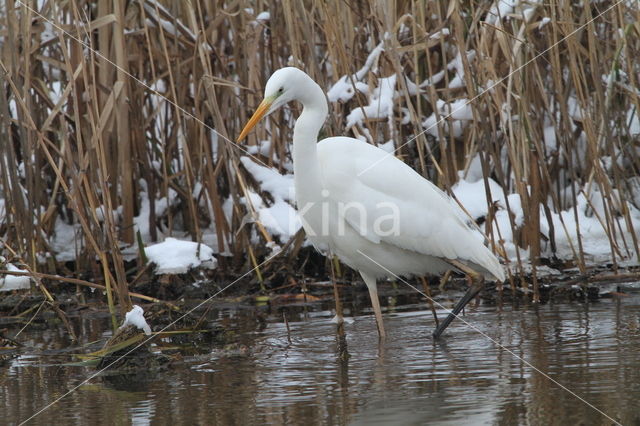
[237,98,272,142]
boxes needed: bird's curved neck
[292,79,328,201]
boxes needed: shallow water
[2,283,640,425]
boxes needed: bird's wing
[317,137,504,281]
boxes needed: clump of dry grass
[0,0,638,307]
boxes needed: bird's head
[237,67,304,142]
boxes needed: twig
[0,270,179,310]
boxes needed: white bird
[238,67,505,339]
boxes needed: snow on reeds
[0,0,639,305]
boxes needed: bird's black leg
[432,261,484,339]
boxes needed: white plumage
[238,67,504,338]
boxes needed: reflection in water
[2,287,640,425]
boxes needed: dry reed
[1,0,639,308]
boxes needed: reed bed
[1,0,639,307]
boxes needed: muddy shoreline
[2,258,638,341]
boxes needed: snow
[210,131,219,162]
[0,198,5,224]
[51,217,81,262]
[49,81,63,104]
[429,28,450,40]
[566,96,585,121]
[543,123,557,151]
[451,173,640,265]
[447,50,475,89]
[238,188,301,242]
[538,17,551,29]
[133,185,175,243]
[94,205,119,223]
[506,193,525,227]
[628,177,640,206]
[452,176,507,220]
[346,74,397,129]
[40,21,56,44]
[240,157,302,241]
[239,157,302,242]
[486,0,519,25]
[246,139,274,158]
[463,155,484,182]
[256,11,270,22]
[540,192,640,262]
[240,157,294,201]
[0,261,31,292]
[257,198,301,240]
[420,70,446,87]
[266,241,281,255]
[331,314,354,325]
[120,305,152,335]
[8,99,17,117]
[442,98,474,120]
[145,237,217,274]
[327,42,384,103]
[423,115,463,138]
[142,1,196,42]
[423,98,473,138]
[379,140,395,153]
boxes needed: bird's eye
[278,87,284,94]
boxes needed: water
[2,284,640,425]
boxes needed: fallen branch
[0,270,180,310]
[560,271,640,287]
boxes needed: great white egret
[238,67,505,339]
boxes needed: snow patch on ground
[541,191,640,263]
[145,237,217,274]
[453,175,640,265]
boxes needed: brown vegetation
[1,0,639,308]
